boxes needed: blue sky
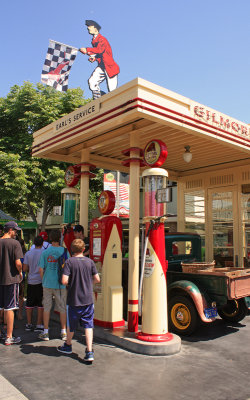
[1,0,250,122]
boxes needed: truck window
[172,241,192,256]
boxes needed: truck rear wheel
[218,298,248,323]
[168,295,199,336]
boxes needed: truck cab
[165,232,202,272]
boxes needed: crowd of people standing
[0,222,100,362]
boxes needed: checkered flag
[41,40,78,92]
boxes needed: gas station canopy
[32,78,250,179]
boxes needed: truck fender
[168,280,216,323]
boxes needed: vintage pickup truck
[166,232,250,335]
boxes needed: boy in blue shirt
[38,230,69,341]
[57,239,100,362]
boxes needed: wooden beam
[38,153,80,164]
[90,154,129,173]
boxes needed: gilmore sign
[193,105,250,138]
[54,102,100,133]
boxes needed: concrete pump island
[32,78,250,355]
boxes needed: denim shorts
[67,304,94,332]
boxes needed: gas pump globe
[61,187,80,224]
[143,169,168,218]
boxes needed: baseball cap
[39,231,48,240]
[4,221,21,231]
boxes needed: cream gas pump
[90,190,125,328]
[137,140,174,342]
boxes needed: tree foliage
[0,82,103,228]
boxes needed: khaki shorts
[42,288,67,313]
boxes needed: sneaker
[38,332,49,341]
[5,336,21,345]
[0,329,7,340]
[57,342,72,354]
[84,351,94,362]
[34,326,44,332]
[61,332,67,341]
[25,324,34,331]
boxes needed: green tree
[0,82,103,229]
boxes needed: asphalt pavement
[1,312,250,400]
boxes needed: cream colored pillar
[80,148,90,234]
[127,134,140,332]
[177,181,185,232]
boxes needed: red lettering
[47,255,56,262]
[231,122,240,132]
[206,110,211,120]
[193,105,249,138]
[212,113,219,124]
[194,106,204,118]
[241,125,248,136]
[220,117,231,129]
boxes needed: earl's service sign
[54,102,100,133]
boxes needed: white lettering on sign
[54,102,100,132]
[193,105,250,139]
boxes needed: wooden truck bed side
[180,266,250,301]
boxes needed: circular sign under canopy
[98,190,115,215]
[144,140,168,167]
[64,165,80,187]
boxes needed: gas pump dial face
[98,190,115,215]
[144,140,168,167]
[64,165,80,187]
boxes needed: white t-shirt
[30,241,51,251]
[23,248,44,284]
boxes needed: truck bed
[179,264,250,300]
[195,267,250,299]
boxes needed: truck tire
[218,298,248,323]
[168,295,199,336]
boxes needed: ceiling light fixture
[183,145,192,163]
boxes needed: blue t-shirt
[38,246,69,289]
[63,256,98,306]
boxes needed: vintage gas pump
[137,140,173,342]
[61,187,80,224]
[90,190,125,328]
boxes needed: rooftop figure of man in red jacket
[80,20,120,100]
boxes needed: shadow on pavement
[181,318,245,342]
[20,343,84,363]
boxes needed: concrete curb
[51,312,181,356]
[94,325,181,356]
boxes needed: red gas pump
[89,191,125,328]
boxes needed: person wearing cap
[0,221,23,345]
[30,231,51,251]
[79,20,120,100]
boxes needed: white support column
[127,134,140,332]
[80,148,90,235]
